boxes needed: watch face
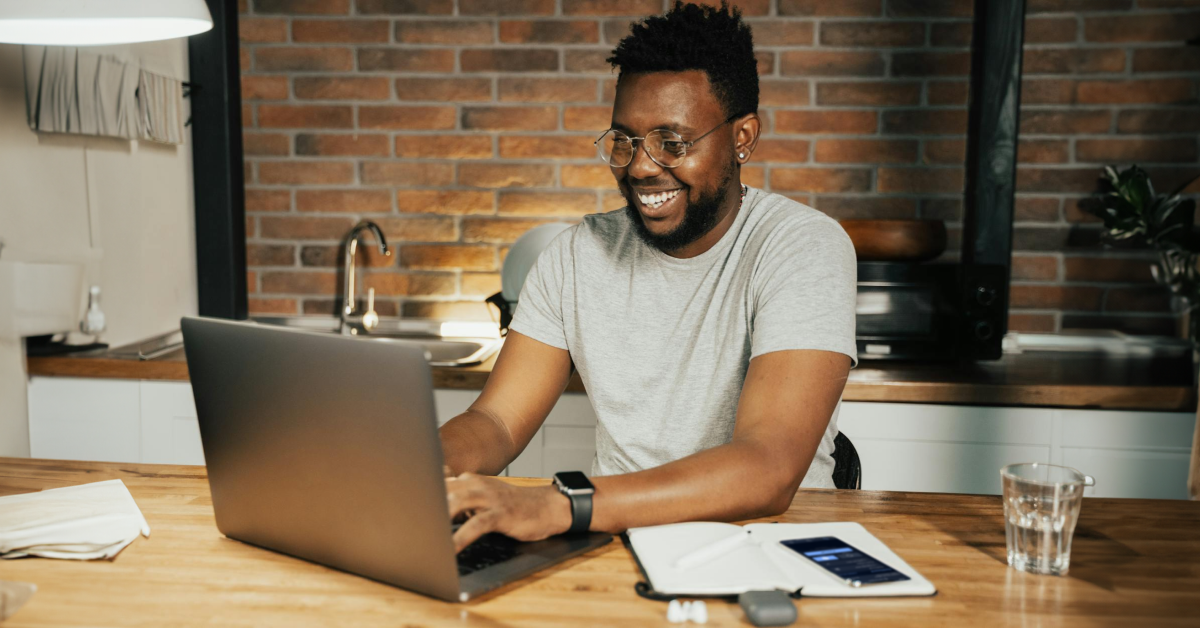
[555,471,593,491]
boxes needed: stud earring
[738,152,745,159]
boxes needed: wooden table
[2,458,1198,627]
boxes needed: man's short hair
[607,1,759,119]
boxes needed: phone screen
[780,536,911,586]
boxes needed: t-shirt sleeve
[508,230,571,351]
[750,216,858,367]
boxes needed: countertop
[2,457,1199,627]
[25,339,1197,412]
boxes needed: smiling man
[438,2,857,551]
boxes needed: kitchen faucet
[341,220,391,334]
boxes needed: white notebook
[627,521,936,597]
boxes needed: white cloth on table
[0,479,150,560]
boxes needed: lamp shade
[0,0,213,46]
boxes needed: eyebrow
[610,121,697,135]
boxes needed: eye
[661,140,686,154]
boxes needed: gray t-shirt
[509,186,858,488]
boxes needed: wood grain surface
[1,458,1198,627]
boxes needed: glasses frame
[594,114,739,169]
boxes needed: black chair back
[831,431,861,490]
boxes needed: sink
[251,316,503,367]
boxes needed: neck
[663,180,745,259]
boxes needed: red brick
[463,218,560,243]
[460,0,554,15]
[242,131,287,158]
[778,0,881,16]
[742,166,767,188]
[815,139,916,164]
[462,49,560,73]
[249,298,300,315]
[820,21,924,47]
[920,198,962,221]
[887,0,972,16]
[360,106,456,130]
[462,106,558,132]
[258,161,355,184]
[402,300,494,320]
[564,50,613,73]
[815,197,917,220]
[294,77,389,100]
[1008,313,1057,333]
[752,139,811,163]
[1076,138,1197,163]
[373,217,458,242]
[499,136,597,159]
[396,78,492,102]
[260,217,356,239]
[1021,79,1076,105]
[562,0,660,15]
[1010,285,1103,310]
[756,81,809,107]
[356,272,454,296]
[256,0,349,14]
[240,49,250,71]
[1065,256,1157,282]
[1020,109,1111,134]
[292,19,389,42]
[1106,286,1172,312]
[923,139,964,164]
[1023,48,1125,74]
[241,76,288,101]
[295,133,390,156]
[401,245,496,271]
[601,191,629,210]
[562,164,616,188]
[355,0,453,14]
[1133,47,1200,73]
[1014,196,1061,221]
[261,271,339,294]
[1065,197,1102,224]
[746,21,815,46]
[881,110,967,134]
[461,273,503,297]
[757,52,776,76]
[1117,109,1200,134]
[239,17,288,42]
[564,106,613,132]
[1015,168,1102,193]
[499,78,596,103]
[1061,314,1176,336]
[497,191,596,216]
[395,135,493,159]
[257,104,352,128]
[770,168,871,193]
[246,189,291,212]
[780,51,884,76]
[396,190,495,215]
[1025,17,1078,43]
[360,162,455,186]
[255,47,353,72]
[877,168,964,193]
[927,81,969,105]
[1012,255,1059,281]
[775,110,877,134]
[930,22,971,47]
[1018,139,1070,163]
[395,20,494,44]
[1085,12,1200,42]
[500,20,599,44]
[246,215,256,237]
[1027,0,1131,12]
[296,189,392,213]
[458,163,556,188]
[297,244,394,270]
[892,52,971,77]
[816,81,919,106]
[358,48,455,72]
[1076,79,1195,104]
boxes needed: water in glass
[1001,463,1095,576]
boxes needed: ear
[732,112,761,164]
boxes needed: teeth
[638,189,680,208]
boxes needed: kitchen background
[237,0,1200,334]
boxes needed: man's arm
[439,330,573,477]
[445,348,851,550]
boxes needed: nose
[626,139,664,180]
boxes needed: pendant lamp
[0,0,213,46]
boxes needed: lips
[633,188,683,218]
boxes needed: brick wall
[238,0,1200,335]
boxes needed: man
[439,2,857,551]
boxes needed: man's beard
[623,164,736,255]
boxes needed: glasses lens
[646,130,687,167]
[600,131,634,167]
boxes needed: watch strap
[567,490,592,535]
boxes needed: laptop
[181,316,611,602]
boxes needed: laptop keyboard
[456,533,520,576]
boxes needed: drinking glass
[1000,462,1095,576]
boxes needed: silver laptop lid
[181,316,461,601]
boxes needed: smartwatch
[553,471,595,535]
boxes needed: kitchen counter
[2,457,1199,627]
[26,340,1195,412]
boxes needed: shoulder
[744,189,855,259]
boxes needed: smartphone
[779,536,911,587]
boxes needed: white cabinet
[140,381,204,465]
[28,377,141,463]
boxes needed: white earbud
[689,600,709,624]
[667,599,686,623]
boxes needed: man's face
[609,70,739,254]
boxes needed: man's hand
[446,474,574,552]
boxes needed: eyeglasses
[595,114,737,169]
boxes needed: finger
[452,511,496,553]
[443,465,454,478]
[445,477,492,521]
